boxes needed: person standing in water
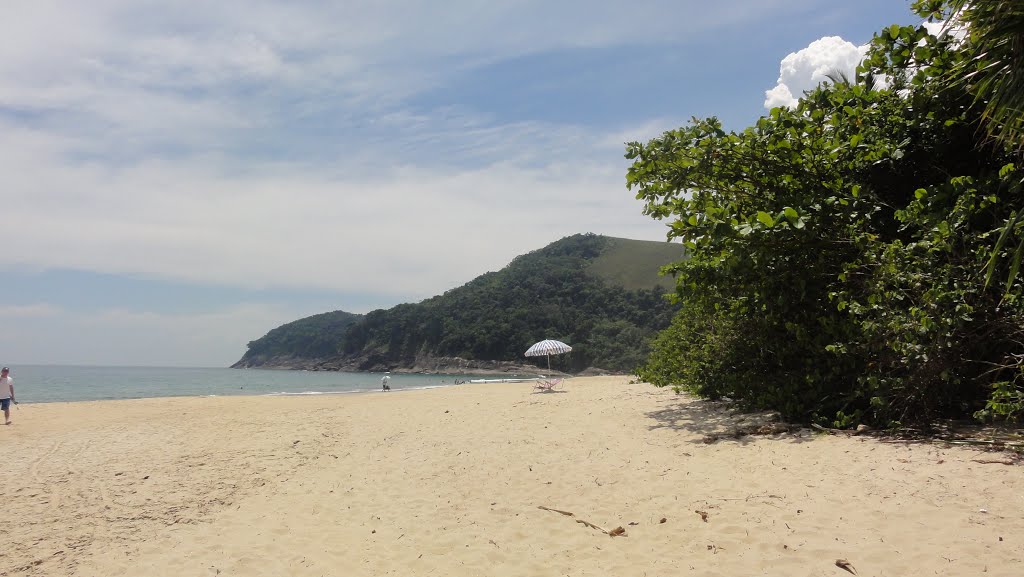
[381,372,391,391]
[1,367,16,425]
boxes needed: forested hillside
[236,310,364,367]
[630,0,1024,427]
[234,234,683,373]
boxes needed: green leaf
[1005,237,1024,296]
[914,188,927,200]
[756,211,775,228]
[985,210,1022,289]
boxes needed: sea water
[6,365,488,404]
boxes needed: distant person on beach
[1,367,16,425]
[381,373,391,391]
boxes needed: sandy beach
[2,376,1021,576]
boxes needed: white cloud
[0,112,662,300]
[5,0,758,300]
[0,304,62,318]
[0,1,799,122]
[0,0,835,365]
[923,15,968,44]
[764,36,869,109]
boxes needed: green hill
[233,310,364,368]
[233,233,684,373]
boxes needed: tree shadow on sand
[645,395,813,446]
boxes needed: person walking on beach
[381,372,391,391]
[1,367,16,425]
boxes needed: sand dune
[2,376,1021,576]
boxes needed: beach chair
[534,378,562,392]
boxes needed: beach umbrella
[524,339,572,371]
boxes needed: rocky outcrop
[405,356,541,375]
[234,353,545,375]
[230,354,328,370]
[575,366,619,377]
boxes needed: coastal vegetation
[630,0,1024,427]
[235,234,682,373]
[238,310,365,367]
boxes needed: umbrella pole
[547,354,551,371]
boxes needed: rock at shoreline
[232,354,544,375]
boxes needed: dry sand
[2,376,1021,576]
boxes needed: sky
[0,0,919,367]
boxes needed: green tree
[629,15,1024,426]
[912,1,1024,297]
[933,0,1024,148]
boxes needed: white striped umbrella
[524,339,572,371]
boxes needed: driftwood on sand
[537,506,627,537]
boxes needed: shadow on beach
[644,395,812,446]
[648,395,1024,453]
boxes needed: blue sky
[0,1,917,366]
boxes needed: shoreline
[231,363,581,377]
[229,353,587,376]
[12,376,533,406]
[7,365,541,405]
[10,385,420,407]
[3,376,1021,576]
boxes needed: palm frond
[948,0,1024,149]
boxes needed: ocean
[5,365,502,404]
